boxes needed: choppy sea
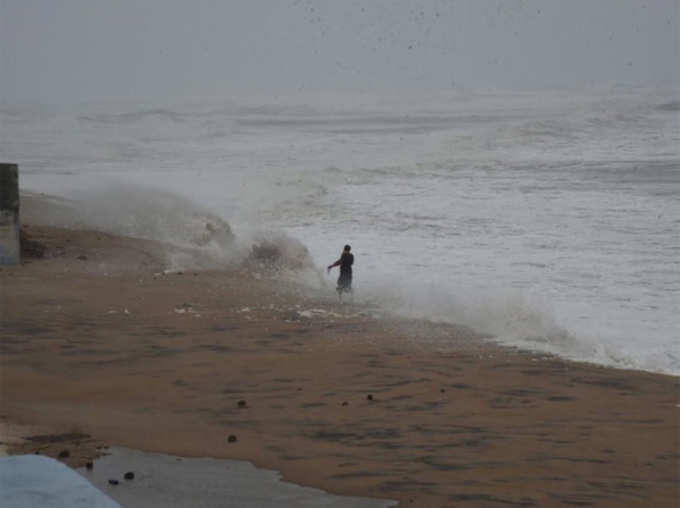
[2,87,678,375]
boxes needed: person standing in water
[328,244,354,298]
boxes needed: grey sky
[1,0,678,104]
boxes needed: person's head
[344,244,351,252]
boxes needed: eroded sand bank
[1,224,678,507]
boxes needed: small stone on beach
[58,450,70,459]
[342,401,348,406]
[124,471,135,480]
[108,479,119,485]
[237,400,247,408]
[228,434,237,443]
[366,394,373,401]
[86,461,93,470]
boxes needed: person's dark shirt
[340,252,354,275]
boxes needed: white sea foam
[4,88,679,375]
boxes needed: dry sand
[1,224,678,507]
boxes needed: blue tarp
[0,455,121,508]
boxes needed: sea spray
[21,185,323,279]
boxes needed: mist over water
[2,87,679,374]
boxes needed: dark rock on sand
[58,450,70,459]
[124,471,135,480]
[86,461,94,470]
[108,479,119,485]
[237,399,247,408]
[228,435,237,443]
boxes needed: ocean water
[2,87,679,375]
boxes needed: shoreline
[1,224,678,506]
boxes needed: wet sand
[1,225,678,507]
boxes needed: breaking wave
[21,185,317,275]
[355,279,678,374]
[79,108,187,124]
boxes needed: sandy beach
[1,223,678,507]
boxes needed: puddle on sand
[78,447,396,508]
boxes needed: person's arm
[327,258,341,272]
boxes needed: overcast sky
[1,0,678,104]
